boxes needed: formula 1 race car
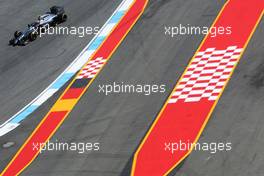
[9,22,39,46]
[9,6,67,46]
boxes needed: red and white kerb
[169,46,243,103]
[76,57,107,79]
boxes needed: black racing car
[9,22,39,46]
[9,6,67,46]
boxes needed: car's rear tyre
[14,31,22,38]
[50,6,59,14]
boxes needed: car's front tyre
[29,33,37,41]
[14,31,22,38]
[60,13,67,22]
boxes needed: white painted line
[0,123,19,137]
[32,89,58,106]
[99,23,116,37]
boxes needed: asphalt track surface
[0,0,122,125]
[0,0,263,176]
[0,0,122,171]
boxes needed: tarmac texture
[1,0,263,176]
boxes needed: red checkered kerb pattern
[169,46,243,103]
[76,57,107,79]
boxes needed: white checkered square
[76,57,107,79]
[169,46,243,103]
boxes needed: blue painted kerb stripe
[109,10,126,24]
[10,105,38,123]
[51,73,74,89]
[88,36,105,51]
